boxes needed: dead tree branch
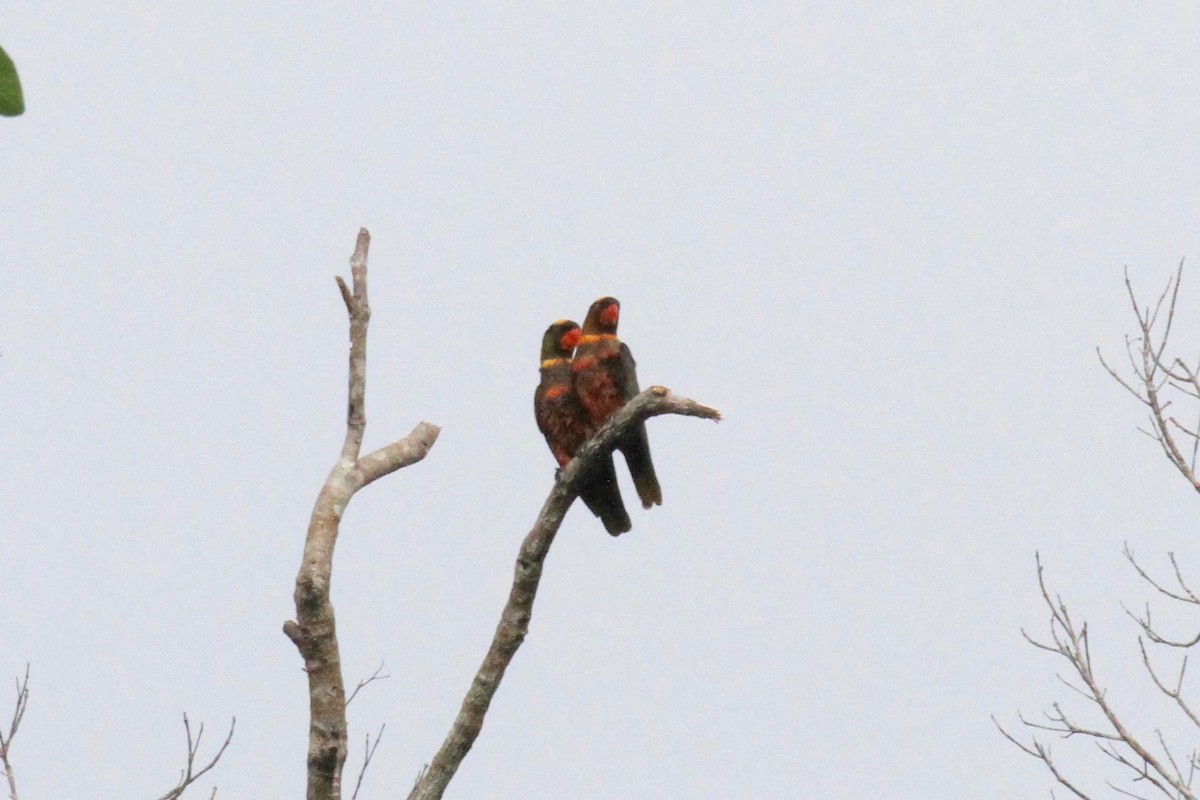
[407,386,720,800]
[1098,260,1200,491]
[0,665,29,800]
[999,556,1199,799]
[153,714,236,800]
[283,229,441,800]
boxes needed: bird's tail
[578,454,633,535]
[620,425,662,509]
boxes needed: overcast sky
[4,4,1200,798]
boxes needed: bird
[572,297,662,509]
[535,319,632,535]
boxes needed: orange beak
[601,304,619,327]
[561,327,582,350]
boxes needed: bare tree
[998,262,1200,798]
[285,229,720,800]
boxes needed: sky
[3,3,1200,798]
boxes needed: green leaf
[0,44,26,117]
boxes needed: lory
[572,297,662,508]
[535,319,632,536]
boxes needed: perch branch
[284,229,441,800]
[407,386,720,800]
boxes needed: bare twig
[345,662,390,708]
[1124,544,1200,606]
[992,716,1095,799]
[1121,545,1200,659]
[0,665,29,800]
[349,723,385,800]
[407,386,720,800]
[283,229,441,800]
[1123,602,1200,650]
[153,714,236,800]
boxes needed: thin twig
[153,715,236,800]
[1124,544,1199,605]
[345,663,390,708]
[0,665,29,800]
[1122,602,1200,649]
[349,724,385,800]
[992,716,1095,799]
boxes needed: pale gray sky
[3,4,1200,797]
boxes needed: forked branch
[349,723,385,800]
[345,663,390,708]
[407,387,720,800]
[153,714,236,800]
[283,229,440,800]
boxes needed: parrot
[535,319,632,535]
[572,297,662,509]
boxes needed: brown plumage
[535,319,632,536]
[572,297,662,508]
